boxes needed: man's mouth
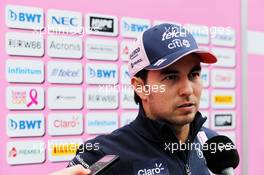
[177,103,195,108]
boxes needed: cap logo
[130,47,140,60]
[130,58,143,68]
[168,39,191,49]
[153,58,167,67]
[162,26,187,41]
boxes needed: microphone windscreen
[202,135,239,174]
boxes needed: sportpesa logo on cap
[128,23,217,77]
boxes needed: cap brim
[145,48,217,70]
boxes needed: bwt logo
[124,70,130,79]
[201,74,208,82]
[87,67,116,78]
[51,16,78,26]
[123,22,149,32]
[9,119,42,130]
[51,68,80,78]
[8,9,42,23]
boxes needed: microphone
[202,135,239,175]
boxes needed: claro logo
[137,163,165,175]
[53,116,80,129]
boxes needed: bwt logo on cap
[5,5,44,30]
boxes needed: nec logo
[9,119,42,130]
[8,9,42,23]
[51,16,78,26]
[123,22,149,32]
[87,67,116,78]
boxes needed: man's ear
[131,77,148,101]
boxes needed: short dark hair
[134,69,149,105]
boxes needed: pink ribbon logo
[27,89,38,107]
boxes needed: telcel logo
[9,119,42,130]
[51,68,80,78]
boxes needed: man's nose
[178,78,194,96]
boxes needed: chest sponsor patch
[133,159,170,175]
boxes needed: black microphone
[202,135,239,175]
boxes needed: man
[67,23,218,175]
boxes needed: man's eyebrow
[160,68,179,75]
[190,65,201,72]
[160,64,201,75]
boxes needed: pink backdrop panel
[0,0,242,174]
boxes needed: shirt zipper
[185,163,192,175]
[185,140,192,175]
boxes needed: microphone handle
[221,167,235,175]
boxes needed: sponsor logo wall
[4,4,238,166]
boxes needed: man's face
[144,54,202,126]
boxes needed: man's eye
[190,72,201,79]
[164,75,178,80]
[192,72,200,77]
